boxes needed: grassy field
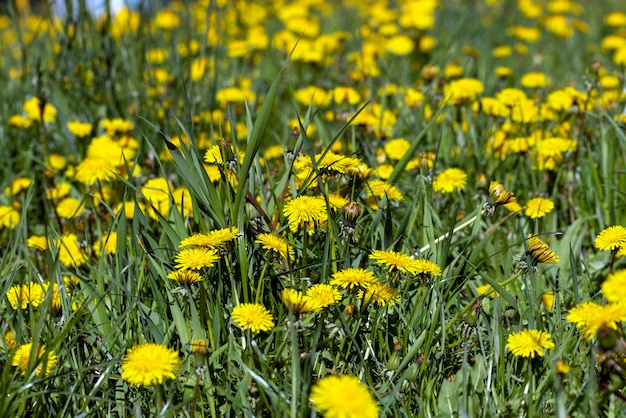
[1,0,626,416]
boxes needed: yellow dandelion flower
[412,258,443,276]
[23,97,56,123]
[524,197,555,219]
[384,137,411,160]
[310,375,379,418]
[93,231,118,257]
[27,235,48,251]
[281,289,320,314]
[46,182,72,200]
[330,268,377,289]
[556,360,571,374]
[255,233,294,260]
[179,227,240,249]
[121,343,181,387]
[366,179,404,201]
[306,284,341,309]
[541,291,555,312]
[283,195,327,232]
[56,197,84,219]
[174,248,219,270]
[567,301,626,340]
[595,225,626,251]
[520,72,547,89]
[0,206,20,229]
[602,269,626,303]
[370,249,416,274]
[526,235,560,265]
[101,118,134,136]
[167,270,203,285]
[4,177,32,196]
[358,281,399,307]
[67,121,93,138]
[433,168,467,193]
[74,157,118,185]
[231,303,275,333]
[507,329,554,358]
[4,330,16,350]
[444,78,484,105]
[12,342,57,376]
[477,283,498,299]
[52,234,89,267]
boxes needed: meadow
[1,0,626,416]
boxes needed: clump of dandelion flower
[121,343,181,387]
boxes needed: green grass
[1,0,626,416]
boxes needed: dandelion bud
[191,339,208,355]
[598,326,618,351]
[406,362,420,382]
[387,353,401,371]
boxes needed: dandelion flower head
[12,342,57,376]
[507,329,555,358]
[310,374,379,418]
[121,343,181,387]
[595,225,626,251]
[231,303,275,333]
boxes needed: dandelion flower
[567,301,626,339]
[167,270,203,285]
[556,360,571,374]
[411,258,443,277]
[231,303,275,333]
[370,249,416,274]
[74,157,117,185]
[12,342,57,376]
[56,197,84,219]
[358,281,399,307]
[507,329,555,358]
[330,268,377,289]
[0,206,20,228]
[4,177,32,196]
[525,197,554,219]
[174,248,219,270]
[283,196,327,232]
[306,284,341,309]
[602,269,626,303]
[595,225,626,251]
[366,179,404,201]
[67,121,93,138]
[432,168,467,193]
[281,289,319,314]
[93,231,118,257]
[384,137,411,160]
[255,233,295,260]
[310,374,379,418]
[526,235,560,265]
[121,343,181,387]
[179,227,240,249]
[52,234,89,267]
